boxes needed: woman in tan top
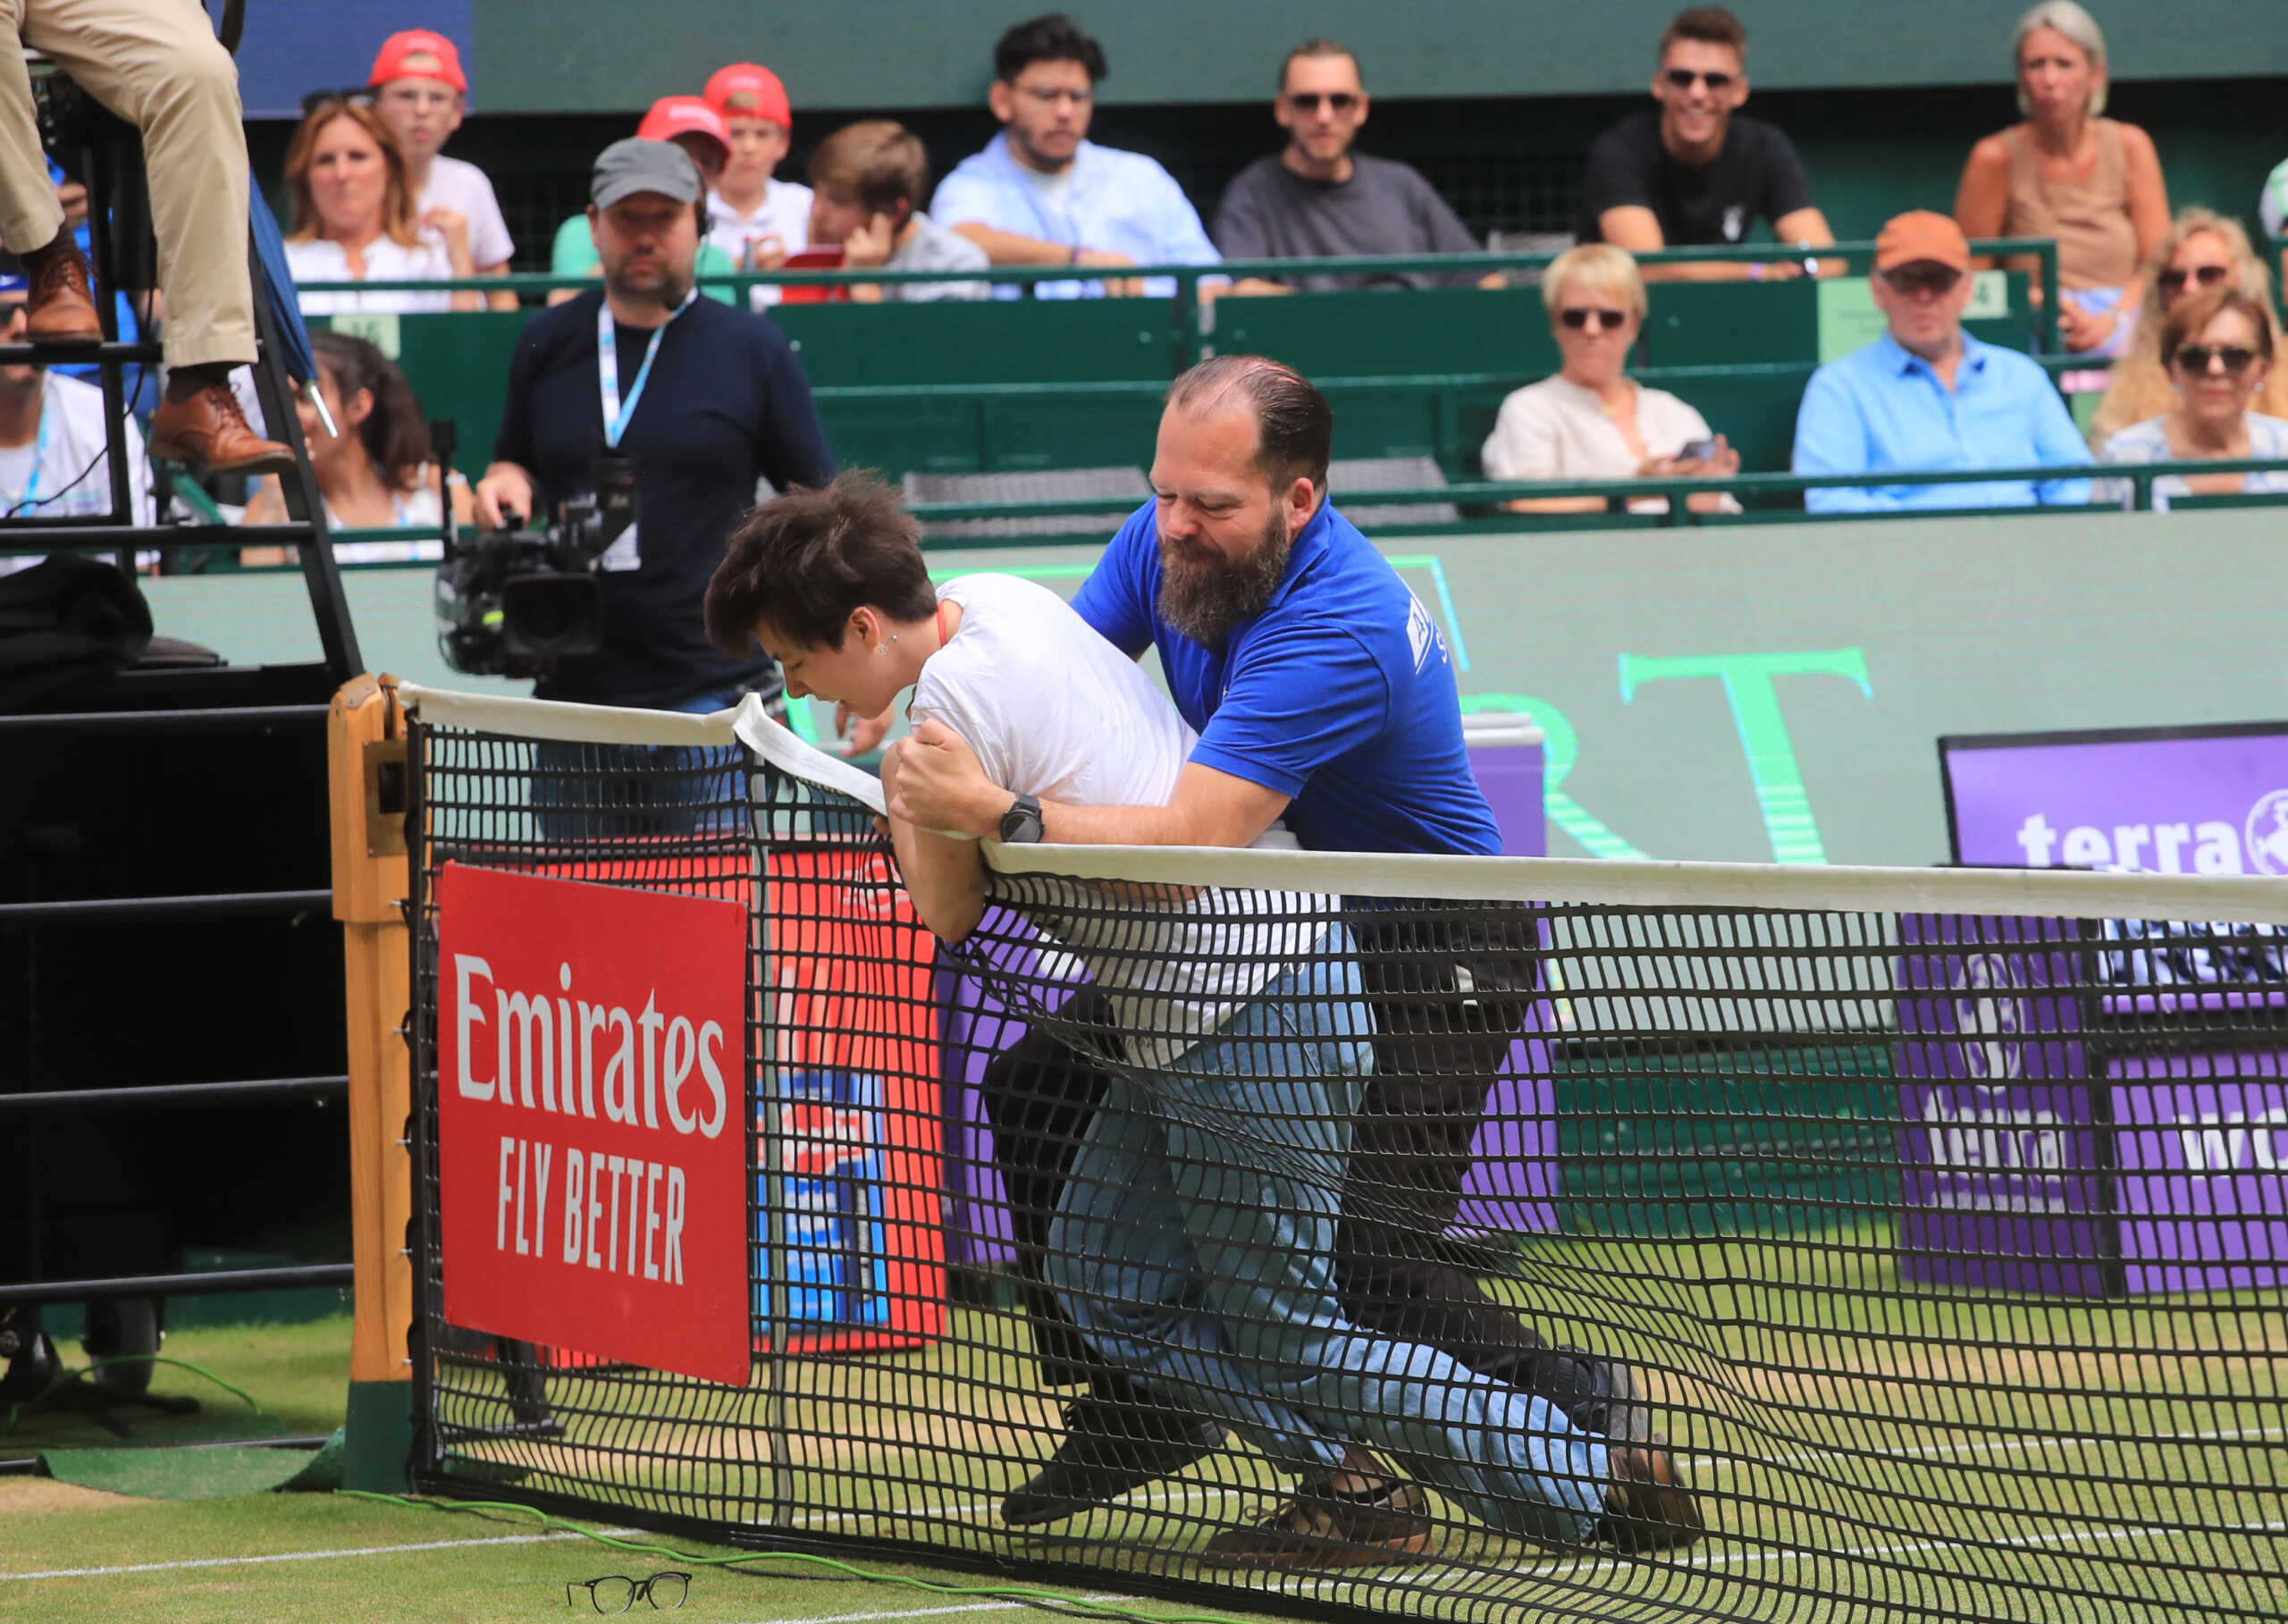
[2090,208,2279,446]
[1954,2,2169,357]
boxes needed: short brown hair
[1279,38,1358,92]
[807,121,930,217]
[2158,286,2276,370]
[1166,355,1333,494]
[704,472,938,658]
[1659,6,1746,60]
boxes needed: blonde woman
[1481,242,1738,514]
[2096,287,2288,510]
[2090,208,2279,446]
[282,97,480,316]
[1954,3,2169,358]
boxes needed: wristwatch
[998,793,1045,844]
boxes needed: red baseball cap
[703,62,792,129]
[636,96,733,164]
[369,29,467,94]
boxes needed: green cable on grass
[3,1355,265,1433]
[339,1490,1280,1624]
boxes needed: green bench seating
[334,273,2036,496]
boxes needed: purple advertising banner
[2110,1052,2288,1294]
[1944,725,2288,879]
[1894,913,2113,1296]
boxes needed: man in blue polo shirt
[1793,210,2090,513]
[887,355,1698,1563]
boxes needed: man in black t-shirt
[475,139,835,713]
[474,139,834,834]
[1575,6,1836,282]
[1213,40,1496,292]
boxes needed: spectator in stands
[1794,211,2091,512]
[1575,7,1836,282]
[1954,2,2168,358]
[282,97,481,316]
[2095,287,2288,509]
[241,330,470,559]
[806,122,989,302]
[1481,244,1738,514]
[1211,41,1493,292]
[0,261,154,555]
[933,13,1218,299]
[549,98,743,306]
[2090,207,2278,447]
[367,29,517,311]
[702,62,810,307]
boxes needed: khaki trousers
[0,0,253,366]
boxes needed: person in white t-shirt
[702,472,1621,1566]
[282,98,480,317]
[367,29,518,312]
[0,273,156,577]
[701,62,811,309]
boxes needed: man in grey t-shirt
[1213,41,1497,292]
[807,120,993,302]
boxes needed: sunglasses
[1663,69,1736,91]
[2174,343,2259,375]
[1286,92,1360,114]
[1560,307,1629,332]
[299,88,376,116]
[1881,265,1964,297]
[2157,264,2231,297]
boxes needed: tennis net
[400,683,2286,1624]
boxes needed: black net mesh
[408,706,2287,1623]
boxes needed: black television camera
[436,451,636,678]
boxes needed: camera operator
[474,138,833,828]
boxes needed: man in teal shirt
[1793,211,2091,512]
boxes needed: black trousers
[979,903,1571,1398]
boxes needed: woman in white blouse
[1482,243,1739,515]
[282,97,480,316]
[2095,285,2288,510]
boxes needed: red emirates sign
[436,862,751,1387]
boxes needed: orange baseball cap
[636,96,733,164]
[369,29,467,94]
[703,62,792,129]
[1874,211,1972,273]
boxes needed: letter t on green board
[1618,649,1873,864]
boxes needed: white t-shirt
[284,231,458,316]
[705,181,812,308]
[415,155,514,271]
[323,472,453,562]
[0,370,157,576]
[908,572,1322,1069]
[1482,374,1739,515]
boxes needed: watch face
[1000,798,1041,842]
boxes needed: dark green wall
[471,1,2288,113]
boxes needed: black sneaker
[1001,1397,1225,1525]
[1595,1439,1704,1552]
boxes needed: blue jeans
[529,685,775,843]
[1045,933,1610,1542]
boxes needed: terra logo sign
[2243,789,2288,877]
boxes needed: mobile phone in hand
[1677,436,1718,462]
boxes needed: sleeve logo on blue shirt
[1406,591,1444,674]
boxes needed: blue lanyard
[595,290,696,449]
[0,383,52,509]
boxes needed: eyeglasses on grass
[566,1571,689,1613]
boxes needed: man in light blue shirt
[1793,210,2090,513]
[931,13,1219,299]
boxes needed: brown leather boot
[21,238,103,345]
[150,383,296,476]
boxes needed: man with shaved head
[887,356,1701,1563]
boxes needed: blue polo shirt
[1793,330,2093,512]
[1069,500,1501,856]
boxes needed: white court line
[0,1526,635,1582]
[727,1595,1124,1624]
[1692,1422,2288,1476]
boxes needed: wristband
[1069,244,1084,266]
[1748,262,1765,282]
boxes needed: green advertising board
[143,505,2286,870]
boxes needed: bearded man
[885,355,1694,1561]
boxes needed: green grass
[6,1239,2285,1624]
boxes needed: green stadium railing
[293,239,2068,492]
